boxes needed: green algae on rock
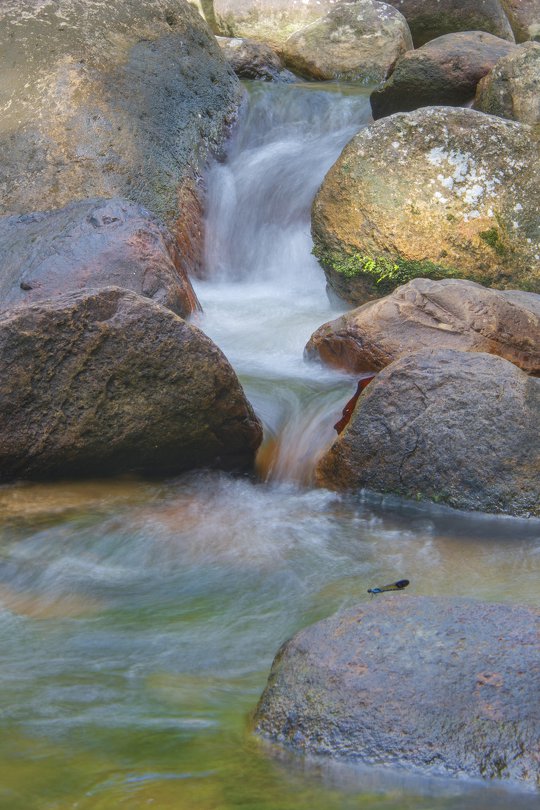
[312,107,540,305]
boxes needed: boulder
[500,0,540,43]
[255,597,540,788]
[316,349,540,517]
[211,0,340,51]
[217,36,296,81]
[0,0,242,277]
[0,288,262,481]
[282,0,412,83]
[305,278,540,375]
[0,198,200,317]
[312,107,540,306]
[474,41,540,126]
[370,32,516,119]
[385,0,514,47]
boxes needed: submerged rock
[0,198,200,317]
[316,349,540,517]
[0,288,262,481]
[312,107,540,305]
[305,278,540,375]
[384,0,515,47]
[474,41,540,126]
[282,0,412,83]
[370,31,516,119]
[217,37,296,81]
[0,0,242,276]
[500,0,540,43]
[255,596,540,788]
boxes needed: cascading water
[0,82,538,810]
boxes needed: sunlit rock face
[282,0,413,83]
[474,41,540,126]
[0,198,201,316]
[217,36,296,81]
[305,278,540,376]
[316,349,540,517]
[0,288,262,482]
[0,0,242,276]
[384,0,515,46]
[370,31,516,118]
[255,596,540,788]
[312,107,540,305]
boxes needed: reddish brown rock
[0,287,262,481]
[316,349,540,517]
[305,279,540,375]
[370,31,516,119]
[255,597,540,788]
[0,198,200,317]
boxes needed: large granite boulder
[282,0,412,83]
[0,0,242,276]
[305,278,540,375]
[0,288,262,481]
[255,597,540,788]
[501,0,540,43]
[385,0,514,47]
[370,32,516,119]
[474,42,540,126]
[217,36,295,81]
[0,198,200,317]
[312,107,540,306]
[211,0,340,51]
[316,349,540,517]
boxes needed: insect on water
[368,579,410,596]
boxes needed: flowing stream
[0,82,539,810]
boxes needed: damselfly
[368,579,409,595]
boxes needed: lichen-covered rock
[312,107,540,306]
[370,32,516,119]
[501,0,540,43]
[282,0,412,83]
[316,349,540,517]
[385,0,515,47]
[0,288,262,481]
[305,278,540,375]
[0,198,200,317]
[255,597,540,788]
[474,41,540,126]
[217,36,295,81]
[0,0,242,276]
[211,0,341,51]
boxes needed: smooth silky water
[0,82,539,809]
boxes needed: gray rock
[305,278,540,375]
[217,36,296,81]
[0,198,200,317]
[0,0,242,276]
[370,31,516,119]
[385,0,515,47]
[255,596,540,788]
[0,287,262,481]
[282,0,412,83]
[474,41,540,125]
[316,349,540,517]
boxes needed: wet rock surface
[0,198,200,317]
[255,596,540,788]
[0,0,242,274]
[474,41,540,126]
[305,278,540,375]
[316,349,540,517]
[0,288,262,482]
[217,37,295,81]
[312,107,540,305]
[385,0,515,47]
[282,0,412,83]
[370,31,516,119]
